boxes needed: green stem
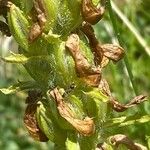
[111,1,150,56]
[107,0,138,95]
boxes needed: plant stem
[111,1,150,57]
[107,0,138,95]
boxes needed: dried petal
[50,88,95,136]
[109,95,147,112]
[100,56,109,68]
[110,134,147,150]
[81,0,105,24]
[98,78,111,96]
[33,0,47,27]
[28,23,42,42]
[28,0,47,42]
[81,23,125,66]
[66,33,101,86]
[126,95,147,107]
[101,44,125,62]
[24,90,48,141]
[81,74,101,87]
[81,23,104,66]
[24,104,48,141]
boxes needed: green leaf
[36,101,55,142]
[20,0,33,14]
[1,54,53,89]
[1,52,28,63]
[79,135,97,150]
[43,31,61,44]
[66,133,80,150]
[92,0,101,6]
[104,114,150,128]
[82,88,108,102]
[0,80,38,94]
[66,95,85,119]
[7,3,29,51]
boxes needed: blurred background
[0,0,150,149]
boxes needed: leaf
[104,114,150,128]
[7,3,29,51]
[0,81,38,94]
[82,88,108,102]
[66,133,80,150]
[98,78,112,96]
[79,135,98,150]
[1,54,53,89]
[82,88,108,122]
[43,31,61,44]
[1,52,28,63]
[36,101,55,142]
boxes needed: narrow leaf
[104,114,150,128]
[0,81,38,94]
[1,53,28,63]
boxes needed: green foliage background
[0,0,150,149]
